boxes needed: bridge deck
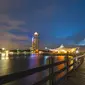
[57,58,85,85]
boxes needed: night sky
[0,0,85,49]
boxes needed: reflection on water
[0,55,10,76]
[0,54,77,85]
[1,56,9,60]
[0,54,51,85]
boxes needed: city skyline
[0,0,85,49]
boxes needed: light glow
[2,48,5,50]
[1,53,5,57]
[6,50,9,57]
[76,50,79,54]
[34,32,38,36]
[1,57,5,60]
[9,52,14,55]
[6,57,9,60]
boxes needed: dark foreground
[58,58,85,85]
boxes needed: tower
[32,32,39,52]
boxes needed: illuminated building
[32,32,39,52]
[49,44,79,54]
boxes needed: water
[0,54,51,85]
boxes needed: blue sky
[0,0,85,49]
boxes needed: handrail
[0,60,67,84]
[33,67,67,85]
[75,54,85,59]
[0,54,84,85]
[33,63,74,85]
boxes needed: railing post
[66,52,69,73]
[73,54,78,71]
[49,56,54,85]
[65,52,72,81]
[73,54,76,70]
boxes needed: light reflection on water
[0,54,51,85]
[0,54,80,85]
[0,56,10,76]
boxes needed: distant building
[32,32,39,52]
[49,44,79,54]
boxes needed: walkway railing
[0,54,84,85]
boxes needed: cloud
[78,39,85,46]
[66,29,85,44]
[0,0,54,13]
[0,14,25,30]
[0,14,31,49]
[0,32,28,41]
[0,0,22,13]
[0,32,30,49]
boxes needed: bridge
[0,53,84,85]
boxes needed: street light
[2,48,5,50]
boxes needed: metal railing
[0,54,84,85]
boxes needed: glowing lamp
[34,32,38,36]
[2,48,5,50]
